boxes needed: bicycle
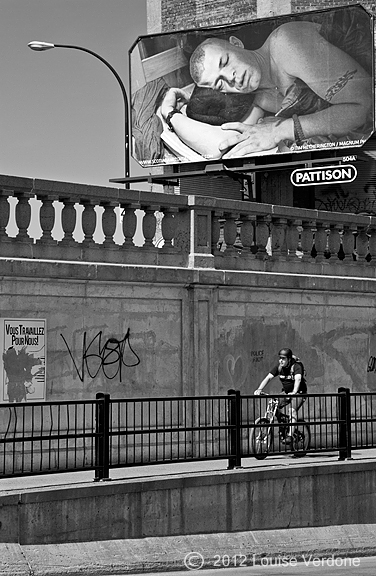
[250,393,311,459]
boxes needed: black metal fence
[0,389,375,480]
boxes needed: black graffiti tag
[61,329,140,382]
[367,356,376,373]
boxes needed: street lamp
[28,41,130,186]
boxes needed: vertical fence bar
[338,387,352,460]
[227,389,242,469]
[95,393,110,481]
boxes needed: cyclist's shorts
[279,393,307,409]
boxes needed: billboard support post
[110,154,363,187]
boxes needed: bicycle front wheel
[250,417,273,459]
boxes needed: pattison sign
[291,165,357,187]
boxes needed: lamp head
[28,41,55,51]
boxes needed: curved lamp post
[28,41,130,185]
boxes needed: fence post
[227,389,242,469]
[95,392,110,481]
[337,387,352,460]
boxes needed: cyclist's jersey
[270,361,307,394]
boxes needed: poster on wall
[0,319,46,403]
[130,4,374,168]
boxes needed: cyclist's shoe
[281,435,293,444]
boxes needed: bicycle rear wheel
[250,417,273,459]
[292,420,310,456]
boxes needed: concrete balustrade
[1,174,375,276]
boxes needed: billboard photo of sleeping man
[130,5,374,168]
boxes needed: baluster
[0,191,11,240]
[312,221,327,262]
[0,191,12,258]
[29,194,58,259]
[324,227,331,259]
[161,207,178,249]
[341,225,356,262]
[101,201,117,248]
[211,212,223,255]
[271,218,288,260]
[286,219,301,260]
[81,201,97,246]
[368,227,376,263]
[300,220,315,261]
[154,211,164,248]
[328,225,341,263]
[60,197,77,247]
[14,193,32,242]
[38,195,56,244]
[121,203,138,247]
[239,215,256,258]
[223,213,239,256]
[234,218,243,250]
[142,205,159,247]
[336,227,345,261]
[239,214,253,257]
[356,226,369,263]
[255,216,270,259]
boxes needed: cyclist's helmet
[278,348,293,362]
[278,348,292,359]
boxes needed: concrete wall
[1,459,375,543]
[2,259,376,403]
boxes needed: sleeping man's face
[196,40,262,94]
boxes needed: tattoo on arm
[325,69,358,102]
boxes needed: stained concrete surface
[1,451,375,575]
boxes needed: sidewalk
[2,448,375,494]
[1,524,376,575]
[1,450,376,575]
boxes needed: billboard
[1,319,46,402]
[130,4,374,168]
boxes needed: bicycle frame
[262,396,290,427]
[251,393,310,459]
[264,397,280,422]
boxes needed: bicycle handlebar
[254,391,292,405]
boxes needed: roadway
[128,557,376,575]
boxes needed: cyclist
[254,348,307,444]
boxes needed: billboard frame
[120,3,374,183]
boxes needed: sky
[0,0,148,189]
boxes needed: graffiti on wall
[315,180,376,215]
[367,356,376,373]
[251,349,264,363]
[61,328,140,382]
[316,193,376,214]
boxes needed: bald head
[189,37,259,93]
